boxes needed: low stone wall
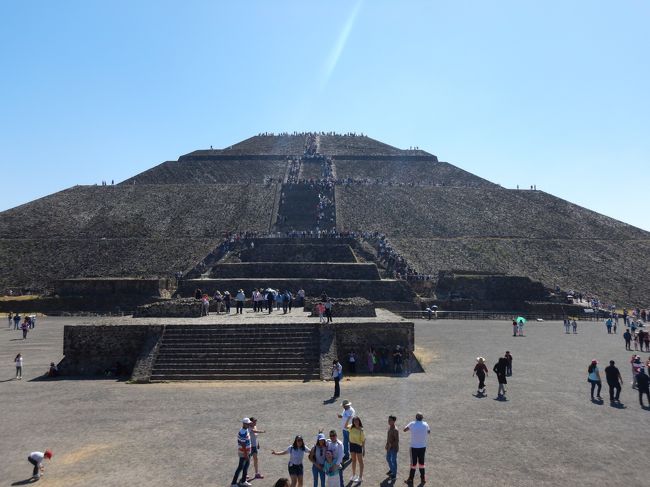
[134,298,202,318]
[304,297,376,317]
[52,278,173,297]
[211,263,380,280]
[58,325,163,376]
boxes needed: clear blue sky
[1,1,648,230]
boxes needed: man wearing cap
[326,430,344,487]
[403,412,430,485]
[231,418,253,487]
[337,400,355,460]
[28,449,52,479]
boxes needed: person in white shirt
[337,400,355,459]
[403,412,430,484]
[27,449,52,479]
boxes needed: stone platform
[58,309,414,382]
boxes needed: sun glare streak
[321,0,364,90]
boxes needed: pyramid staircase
[150,323,321,381]
[178,238,417,304]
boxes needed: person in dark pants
[505,351,513,376]
[27,449,52,479]
[403,412,430,485]
[624,329,632,350]
[231,418,253,487]
[332,360,342,398]
[267,291,275,314]
[604,360,623,403]
[637,369,650,407]
[473,357,488,395]
[493,357,508,399]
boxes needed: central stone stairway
[150,323,321,381]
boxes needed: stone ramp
[150,323,321,381]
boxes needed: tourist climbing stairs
[150,323,321,381]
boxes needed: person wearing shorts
[272,436,310,487]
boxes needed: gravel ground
[0,316,648,487]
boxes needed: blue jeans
[312,464,325,487]
[342,430,350,458]
[386,448,397,476]
[231,456,250,485]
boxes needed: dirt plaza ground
[1,315,648,487]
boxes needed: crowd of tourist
[231,407,429,487]
[194,287,307,315]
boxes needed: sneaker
[240,482,252,487]
[254,474,264,479]
[350,475,358,482]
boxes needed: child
[323,450,339,487]
[28,449,52,479]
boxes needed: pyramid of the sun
[1,133,648,306]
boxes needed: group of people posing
[194,288,306,316]
[232,403,431,487]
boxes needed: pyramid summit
[1,131,648,309]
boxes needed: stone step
[161,332,317,339]
[152,362,318,370]
[149,373,320,381]
[158,346,319,353]
[238,243,356,263]
[156,356,318,363]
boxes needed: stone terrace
[336,186,650,305]
[334,158,496,187]
[0,184,279,289]
[121,159,290,185]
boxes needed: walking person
[21,318,29,339]
[331,360,342,398]
[505,351,513,376]
[337,400,355,460]
[637,369,650,407]
[604,360,623,404]
[247,417,265,480]
[223,291,231,313]
[385,415,399,480]
[231,418,253,487]
[572,319,578,334]
[403,412,430,485]
[624,329,632,350]
[473,357,488,395]
[493,357,508,400]
[512,319,518,336]
[325,299,333,323]
[587,360,603,401]
[13,313,20,330]
[7,312,12,329]
[15,353,23,380]
[346,417,365,483]
[27,449,53,480]
[272,436,310,487]
[308,433,328,487]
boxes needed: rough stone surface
[133,298,202,318]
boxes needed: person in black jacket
[493,357,508,399]
[636,369,650,407]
